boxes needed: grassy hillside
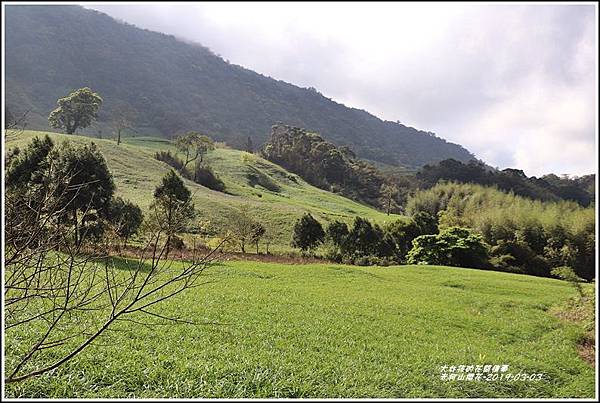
[5,5,474,168]
[6,131,403,253]
[5,260,594,398]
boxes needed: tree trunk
[165,235,171,258]
[73,209,79,246]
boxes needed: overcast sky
[85,2,597,176]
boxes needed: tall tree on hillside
[150,170,195,256]
[48,87,103,134]
[175,131,215,170]
[380,182,399,215]
[112,104,138,145]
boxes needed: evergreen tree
[291,213,324,252]
[150,170,195,254]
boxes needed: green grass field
[6,131,402,253]
[5,260,594,398]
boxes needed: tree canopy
[174,131,215,169]
[48,87,103,134]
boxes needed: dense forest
[261,124,398,209]
[406,182,595,280]
[417,159,595,207]
[4,5,474,169]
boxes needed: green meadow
[4,260,594,398]
[4,131,595,398]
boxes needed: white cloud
[85,2,597,176]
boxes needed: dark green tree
[106,197,144,244]
[48,87,103,134]
[384,219,421,262]
[412,211,438,235]
[346,217,381,257]
[326,220,349,248]
[193,163,226,192]
[5,135,54,190]
[291,213,325,253]
[150,170,195,254]
[51,142,115,245]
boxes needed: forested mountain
[5,5,474,168]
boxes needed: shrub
[155,150,185,172]
[346,217,382,257]
[155,150,226,193]
[489,254,523,274]
[551,266,585,298]
[384,219,421,262]
[194,163,225,192]
[240,151,256,163]
[407,226,489,269]
[106,197,143,243]
[168,234,186,251]
[490,240,550,277]
[322,239,344,262]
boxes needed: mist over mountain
[5,5,475,168]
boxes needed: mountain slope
[5,5,475,168]
[6,131,403,253]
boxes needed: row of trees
[290,185,594,281]
[290,212,440,266]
